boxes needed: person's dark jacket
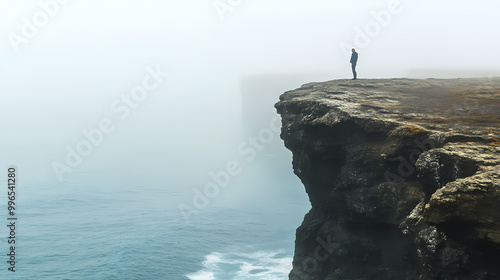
[350,52,358,65]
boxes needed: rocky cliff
[275,78,500,280]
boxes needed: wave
[186,250,292,280]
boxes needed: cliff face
[275,78,500,280]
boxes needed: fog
[1,0,500,213]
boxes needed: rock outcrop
[275,78,500,280]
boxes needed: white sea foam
[185,270,215,280]
[186,250,292,280]
[204,252,223,266]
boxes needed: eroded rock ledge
[275,78,500,280]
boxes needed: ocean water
[2,181,309,280]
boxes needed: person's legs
[351,63,357,79]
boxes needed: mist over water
[1,0,500,279]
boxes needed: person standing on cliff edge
[350,48,358,80]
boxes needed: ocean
[2,178,309,280]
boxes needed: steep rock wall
[275,78,500,280]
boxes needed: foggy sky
[1,0,499,205]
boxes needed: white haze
[1,0,500,210]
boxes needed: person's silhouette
[350,48,358,80]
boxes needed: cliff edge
[275,78,500,280]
